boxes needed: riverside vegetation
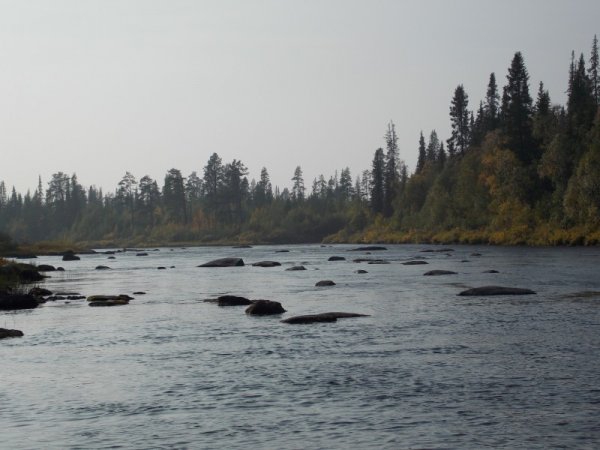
[1,39,600,249]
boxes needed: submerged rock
[423,270,458,276]
[217,295,252,306]
[95,265,111,270]
[133,291,146,295]
[482,270,499,273]
[136,252,149,257]
[402,260,429,265]
[458,286,536,296]
[87,294,132,306]
[349,246,387,251]
[0,328,24,339]
[315,280,336,287]
[328,256,346,261]
[198,258,245,268]
[245,300,286,315]
[252,261,282,267]
[286,266,307,271]
[355,269,368,274]
[0,293,39,310]
[282,312,370,324]
[275,249,290,253]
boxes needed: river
[2,244,600,449]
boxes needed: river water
[1,244,600,449]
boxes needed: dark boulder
[482,270,499,273]
[108,256,116,260]
[275,249,290,253]
[286,266,307,271]
[328,256,346,261]
[87,294,132,306]
[349,246,387,251]
[0,328,24,339]
[0,293,39,310]
[198,258,245,268]
[233,245,253,248]
[458,286,536,296]
[37,264,56,272]
[29,287,52,297]
[217,295,252,306]
[95,265,111,270]
[56,267,65,271]
[245,300,286,315]
[282,312,370,324]
[355,269,368,274]
[252,261,282,267]
[424,270,458,276]
[353,258,383,263]
[402,260,429,265]
[133,291,146,295]
[62,254,80,261]
[316,280,336,287]
[157,267,166,270]
[136,252,148,257]
[66,295,86,300]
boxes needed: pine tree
[484,72,500,130]
[501,51,535,163]
[383,122,400,217]
[416,131,427,173]
[589,35,599,106]
[426,130,439,162]
[370,148,385,214]
[448,84,470,154]
[291,166,305,201]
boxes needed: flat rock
[232,245,252,248]
[95,265,111,270]
[282,312,370,324]
[157,266,166,270]
[217,295,252,306]
[0,293,39,310]
[245,300,286,315]
[87,294,133,303]
[424,270,458,276]
[315,280,336,287]
[348,246,387,251]
[0,328,24,339]
[458,286,536,296]
[37,264,56,272]
[275,249,290,253]
[136,252,149,256]
[198,258,244,267]
[402,260,429,265]
[482,270,499,273]
[252,261,282,267]
[328,256,346,261]
[133,291,146,295]
[355,269,368,274]
[286,266,307,271]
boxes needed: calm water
[2,244,600,449]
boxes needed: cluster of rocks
[87,294,133,307]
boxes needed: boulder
[286,266,307,271]
[402,260,429,265]
[423,270,458,276]
[275,249,290,253]
[252,261,282,267]
[89,299,129,307]
[355,269,368,274]
[217,295,252,306]
[458,286,536,296]
[56,267,65,271]
[282,312,370,324]
[37,264,56,272]
[95,265,111,270]
[0,328,24,339]
[368,260,390,264]
[482,270,499,273]
[66,295,86,300]
[198,258,244,268]
[108,256,116,260]
[316,280,336,287]
[62,251,80,261]
[87,294,132,306]
[233,245,253,248]
[245,300,286,315]
[136,252,148,257]
[328,256,346,261]
[133,291,146,295]
[353,258,383,263]
[0,293,39,310]
[29,287,52,297]
[157,267,166,270]
[348,246,387,251]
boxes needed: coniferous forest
[1,40,600,248]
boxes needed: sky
[1,0,599,195]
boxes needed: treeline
[1,37,600,246]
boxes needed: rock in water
[0,294,39,310]
[95,265,111,270]
[217,295,252,306]
[198,258,245,267]
[286,266,307,271]
[245,300,286,315]
[423,270,458,276]
[87,294,132,306]
[349,246,387,251]
[328,256,346,261]
[402,260,429,265]
[62,251,80,261]
[355,270,368,274]
[315,280,336,287]
[37,264,56,272]
[251,261,282,267]
[0,328,24,339]
[458,286,536,296]
[282,312,369,324]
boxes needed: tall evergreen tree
[163,169,187,223]
[484,72,500,130]
[589,35,599,106]
[416,132,427,173]
[291,166,305,201]
[448,84,470,154]
[370,148,385,214]
[383,122,400,216]
[501,51,536,163]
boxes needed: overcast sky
[1,0,599,194]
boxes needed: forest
[1,37,599,248]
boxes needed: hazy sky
[1,0,599,194]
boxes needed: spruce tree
[370,148,385,214]
[448,84,470,154]
[589,35,599,106]
[484,72,500,130]
[416,132,427,173]
[383,122,399,216]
